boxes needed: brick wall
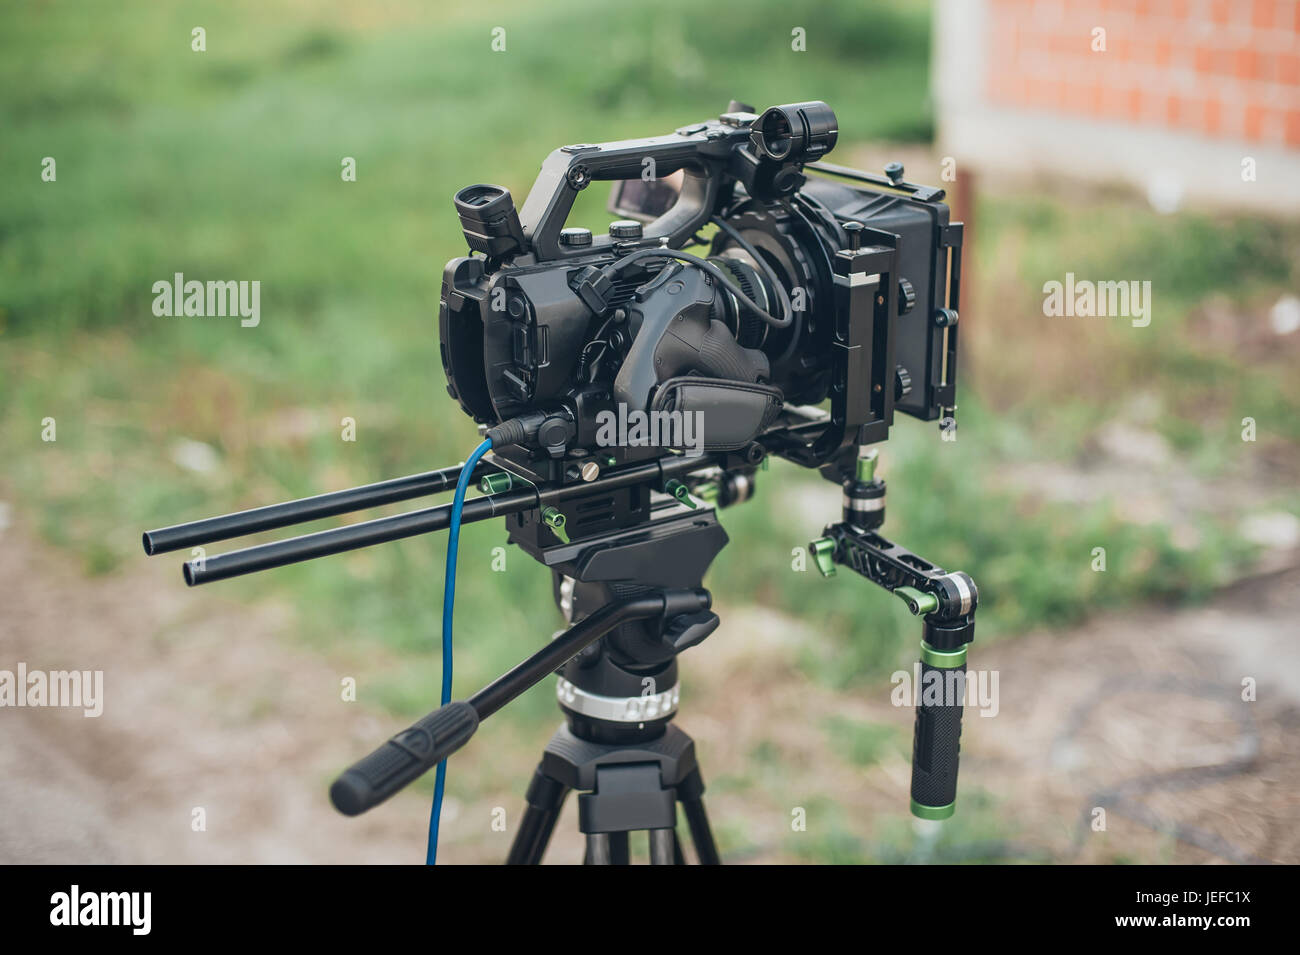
[985,0,1299,146]
[934,0,1300,211]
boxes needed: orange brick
[1051,33,1081,56]
[1179,96,1204,129]
[1046,78,1068,110]
[1236,47,1260,80]
[1165,93,1181,125]
[1204,97,1223,135]
[1066,83,1095,113]
[988,71,1017,104]
[1210,0,1232,23]
[1252,0,1277,28]
[1012,73,1035,106]
[1035,78,1060,110]
[1279,52,1300,85]
[1126,86,1144,120]
[1285,109,1300,146]
[1097,84,1126,119]
[1244,103,1267,139]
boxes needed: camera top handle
[515,102,837,262]
[517,129,736,262]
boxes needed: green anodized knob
[541,506,568,544]
[479,472,514,494]
[892,585,939,616]
[663,479,697,508]
[809,537,837,577]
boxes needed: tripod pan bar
[329,588,710,816]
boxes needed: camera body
[439,101,962,488]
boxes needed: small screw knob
[609,220,643,240]
[897,277,916,315]
[843,221,864,251]
[894,365,913,400]
[884,161,905,185]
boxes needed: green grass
[6,0,1299,867]
[0,0,932,698]
[974,192,1300,448]
[824,715,904,768]
[2,0,1294,715]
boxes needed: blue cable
[427,435,493,865]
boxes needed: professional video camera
[441,99,959,482]
[144,101,978,865]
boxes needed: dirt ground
[1,513,1296,865]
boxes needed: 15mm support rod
[141,462,493,556]
[156,452,724,586]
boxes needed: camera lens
[752,102,839,163]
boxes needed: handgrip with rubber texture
[909,652,967,820]
[331,701,479,816]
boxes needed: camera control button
[559,227,593,248]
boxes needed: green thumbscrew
[809,537,837,577]
[892,585,939,616]
[479,472,514,494]
[663,479,697,509]
[541,506,568,544]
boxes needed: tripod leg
[648,828,675,865]
[672,830,686,865]
[506,764,570,865]
[586,833,612,865]
[678,766,721,865]
[609,831,630,865]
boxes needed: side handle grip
[909,651,967,820]
[330,701,479,816]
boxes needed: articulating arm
[810,508,978,821]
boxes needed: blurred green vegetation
[2,0,1298,862]
[0,0,935,708]
[2,0,1293,690]
[787,786,1031,864]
